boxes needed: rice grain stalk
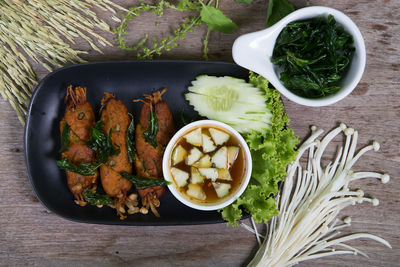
[0,0,126,125]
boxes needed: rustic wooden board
[0,0,399,266]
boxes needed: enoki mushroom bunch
[246,123,391,266]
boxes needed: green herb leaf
[143,107,158,148]
[120,172,171,189]
[235,0,253,4]
[88,120,120,164]
[200,5,238,34]
[176,0,202,11]
[83,189,114,206]
[271,15,354,98]
[266,0,295,27]
[127,114,136,164]
[56,158,101,176]
[60,123,70,152]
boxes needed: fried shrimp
[134,89,175,217]
[60,85,97,206]
[99,93,137,219]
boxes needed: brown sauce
[169,125,246,205]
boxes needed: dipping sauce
[168,125,246,205]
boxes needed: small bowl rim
[232,6,366,107]
[162,120,252,211]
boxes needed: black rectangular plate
[24,60,250,225]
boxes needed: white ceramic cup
[162,120,252,211]
[232,6,366,107]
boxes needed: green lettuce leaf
[221,72,298,226]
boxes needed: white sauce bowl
[232,6,366,107]
[162,120,252,211]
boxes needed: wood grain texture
[1,0,399,266]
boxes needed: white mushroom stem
[247,124,391,267]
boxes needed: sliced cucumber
[185,75,272,134]
[192,154,212,168]
[186,183,206,200]
[191,167,204,184]
[186,147,203,166]
[170,167,189,187]
[212,182,231,198]
[198,168,218,181]
[209,128,230,145]
[212,146,228,169]
[217,169,232,181]
[171,145,188,166]
[227,146,240,169]
[183,128,202,146]
[202,133,216,153]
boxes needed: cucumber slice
[212,146,228,169]
[185,75,272,134]
[186,183,206,200]
[209,128,230,145]
[192,154,212,168]
[183,128,202,146]
[171,145,188,166]
[212,182,231,198]
[217,169,232,181]
[202,133,216,153]
[198,168,218,181]
[170,167,189,187]
[227,146,240,169]
[186,147,203,166]
[191,167,204,184]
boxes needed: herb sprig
[113,0,239,60]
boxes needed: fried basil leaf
[88,120,120,164]
[56,158,101,176]
[60,123,70,152]
[83,189,114,206]
[126,114,136,164]
[143,107,158,148]
[120,172,171,190]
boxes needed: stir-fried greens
[272,15,354,98]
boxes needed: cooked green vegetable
[83,189,114,206]
[126,114,136,164]
[60,123,70,153]
[185,75,272,134]
[56,158,101,176]
[271,15,354,98]
[120,172,171,190]
[87,120,120,164]
[143,107,158,148]
[218,73,298,226]
[266,0,295,27]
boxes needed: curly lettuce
[221,72,298,226]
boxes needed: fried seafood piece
[134,88,175,217]
[60,85,97,206]
[100,93,137,219]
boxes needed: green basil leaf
[266,0,295,27]
[83,189,114,206]
[143,107,158,148]
[56,158,100,176]
[126,114,136,164]
[120,172,171,190]
[235,0,253,4]
[88,120,120,164]
[200,5,238,34]
[60,123,70,153]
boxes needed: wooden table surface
[1,0,399,266]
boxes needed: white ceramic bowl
[162,120,252,211]
[232,6,366,107]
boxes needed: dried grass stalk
[0,0,126,125]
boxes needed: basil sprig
[143,107,158,148]
[126,114,136,164]
[83,189,114,206]
[120,172,170,190]
[87,120,120,164]
[56,158,101,176]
